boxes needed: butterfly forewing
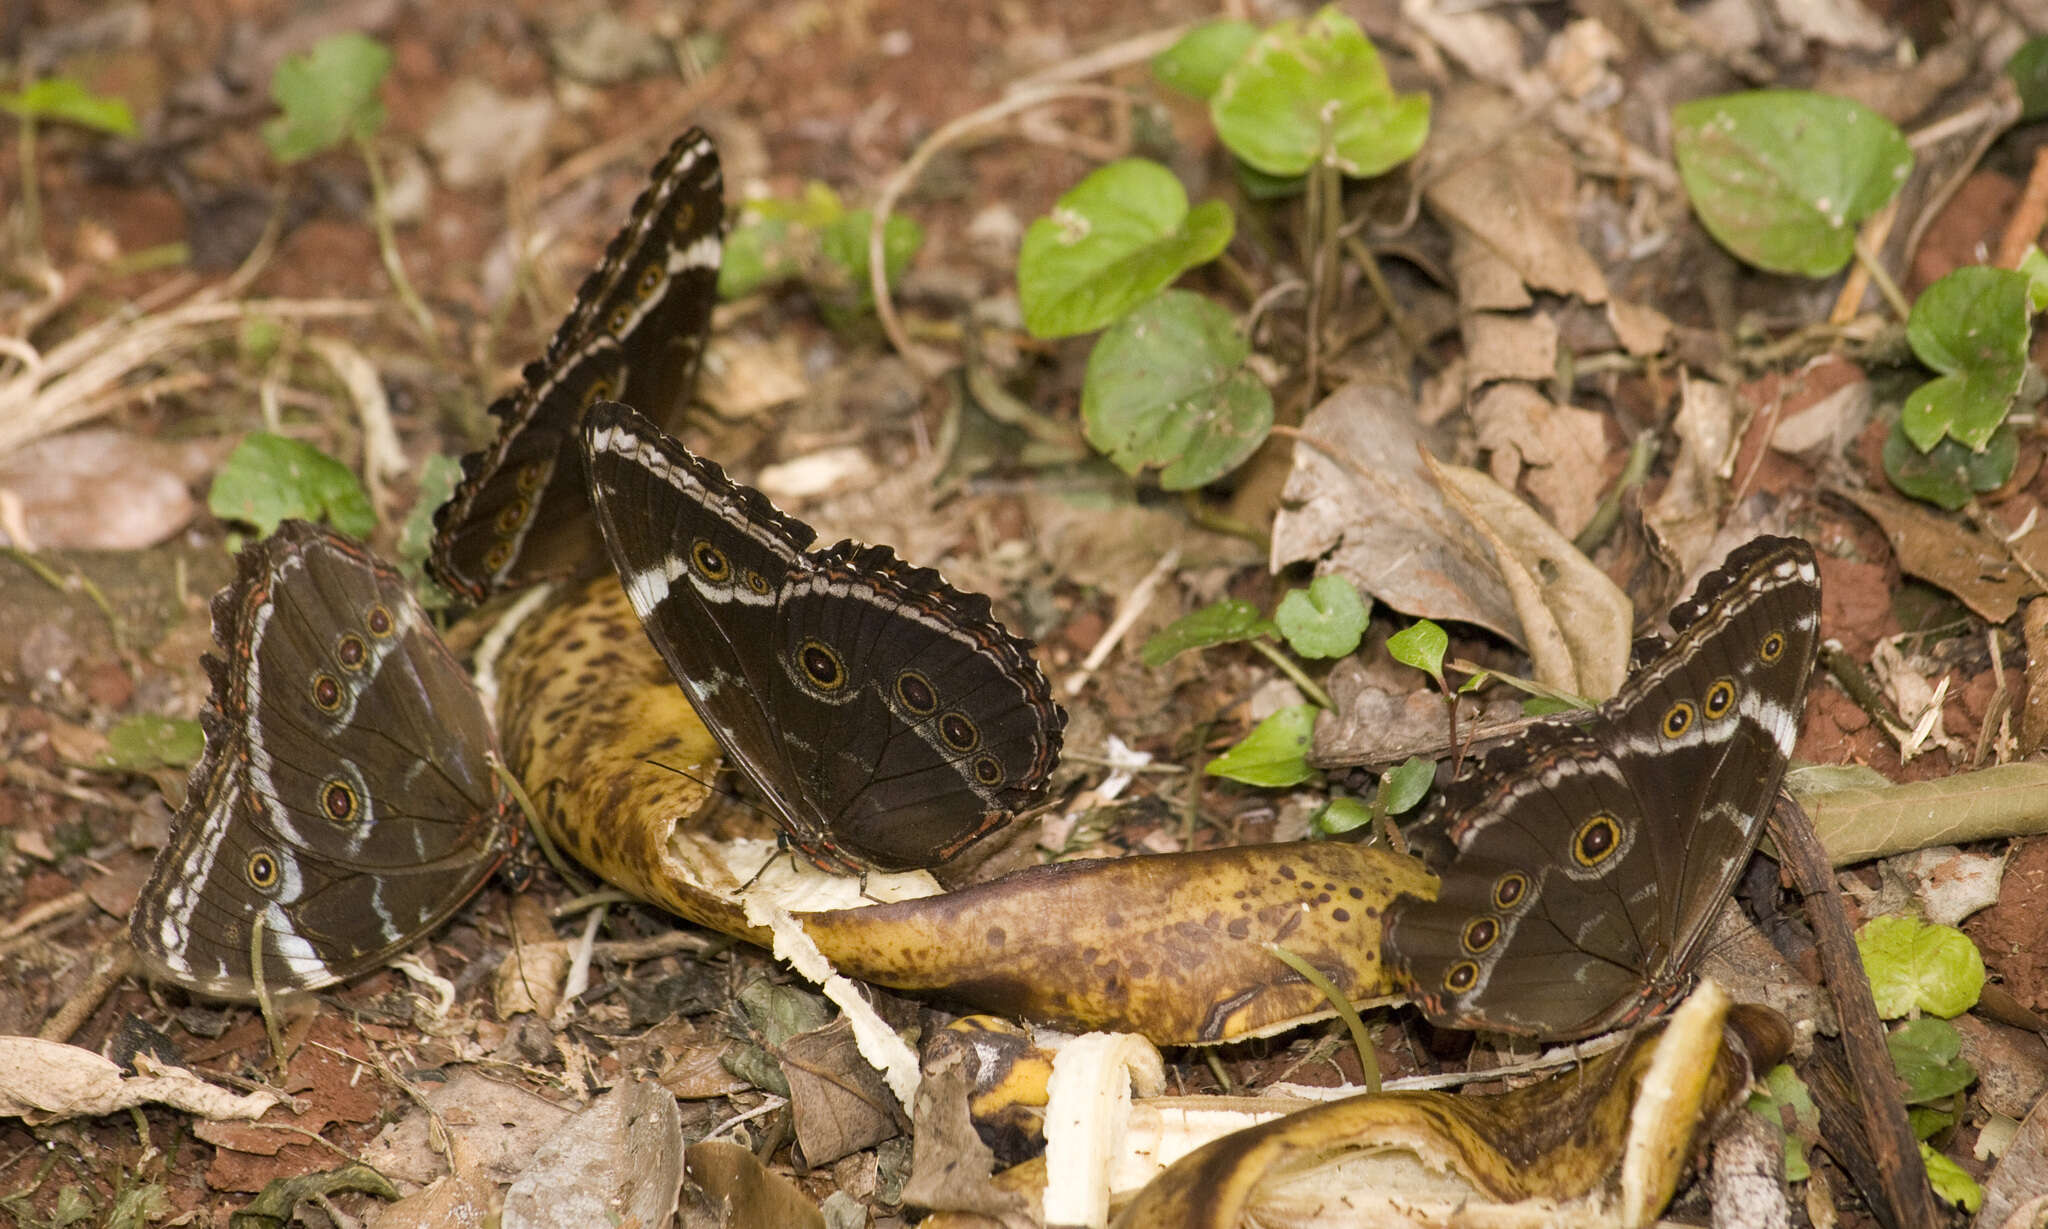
[1383,535,1820,1039]
[581,400,1066,874]
[131,522,511,998]
[429,128,724,601]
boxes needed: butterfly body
[582,401,1066,874]
[131,521,511,998]
[1383,535,1821,1039]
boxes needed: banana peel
[1108,983,1790,1228]
[495,576,1436,1046]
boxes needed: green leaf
[208,433,376,537]
[1386,620,1448,677]
[1921,1143,1983,1212]
[1080,290,1272,489]
[1018,159,1234,338]
[397,452,462,571]
[1887,1017,1976,1104]
[2009,36,2048,121]
[1747,1063,1817,1182]
[1274,575,1369,659]
[1856,915,1986,1019]
[1882,420,2015,510]
[1152,20,1259,100]
[96,715,205,774]
[1210,6,1430,179]
[1381,756,1435,815]
[1206,704,1319,787]
[0,77,138,135]
[1140,597,1277,667]
[1672,89,1912,277]
[2020,246,2048,310]
[1900,266,2030,452]
[263,32,392,163]
[1311,795,1373,836]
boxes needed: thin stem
[1266,943,1380,1094]
[355,133,440,357]
[1249,637,1334,710]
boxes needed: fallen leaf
[502,1076,685,1229]
[0,1036,279,1124]
[1840,486,2045,623]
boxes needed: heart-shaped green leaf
[1210,5,1429,179]
[1274,575,1370,659]
[1081,290,1272,489]
[1672,89,1911,277]
[1018,159,1232,338]
[1900,265,2030,452]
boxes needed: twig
[1063,547,1181,697]
[868,82,1134,378]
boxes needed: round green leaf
[1882,421,2015,510]
[1018,159,1234,338]
[1140,597,1278,667]
[1274,574,1369,659]
[209,433,376,538]
[1672,89,1911,277]
[1856,915,1986,1019]
[1901,266,2029,452]
[1081,290,1272,489]
[1386,620,1448,677]
[1210,6,1430,179]
[1886,1017,1976,1104]
[1206,703,1319,787]
[1152,20,1259,100]
[264,32,392,163]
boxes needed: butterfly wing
[771,542,1064,871]
[581,401,1065,873]
[430,129,723,600]
[131,522,511,998]
[1384,536,1820,1038]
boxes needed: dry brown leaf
[0,1037,280,1124]
[1803,762,2048,864]
[2022,597,2048,755]
[781,1017,902,1167]
[1978,1087,2048,1229]
[1421,86,1608,304]
[682,1139,829,1229]
[1464,313,1559,384]
[1471,383,1610,538]
[502,1076,685,1228]
[1270,383,1527,646]
[0,428,217,550]
[1424,453,1632,698]
[1646,375,1736,575]
[903,1043,1035,1229]
[1841,486,2046,623]
[360,1069,573,1187]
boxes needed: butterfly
[131,521,512,997]
[1383,535,1821,1039]
[579,401,1067,874]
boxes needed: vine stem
[1249,638,1334,710]
[356,133,441,358]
